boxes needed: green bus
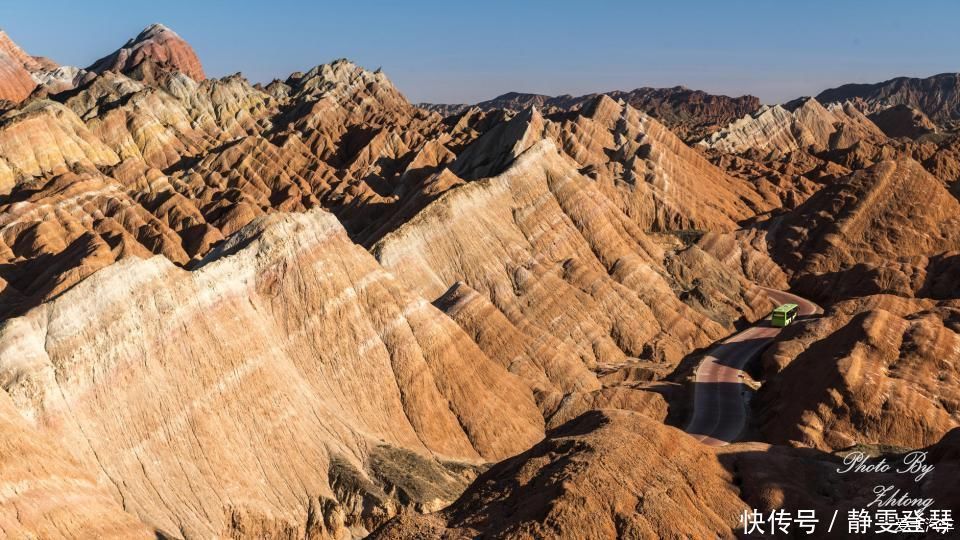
[771,303,800,327]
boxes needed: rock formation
[767,159,960,303]
[869,104,939,138]
[817,72,960,129]
[549,95,775,231]
[1,20,960,539]
[88,23,206,81]
[699,97,887,156]
[375,138,771,371]
[370,410,749,539]
[421,85,762,141]
[0,30,37,103]
[372,409,960,539]
[756,294,960,450]
[0,208,546,537]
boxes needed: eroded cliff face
[0,391,154,539]
[0,208,545,538]
[375,139,772,376]
[755,294,960,451]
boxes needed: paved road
[685,287,822,446]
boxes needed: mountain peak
[0,28,38,102]
[0,29,44,72]
[87,22,205,81]
[138,23,175,38]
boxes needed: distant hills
[421,87,762,141]
[817,72,960,129]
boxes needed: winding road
[685,287,822,446]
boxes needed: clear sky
[2,0,958,105]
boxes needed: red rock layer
[88,24,206,81]
[0,31,36,103]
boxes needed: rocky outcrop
[370,410,748,539]
[869,104,938,138]
[699,97,886,156]
[88,24,206,81]
[767,159,960,299]
[0,30,36,103]
[756,294,960,450]
[31,65,91,95]
[0,208,545,538]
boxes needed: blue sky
[2,0,958,104]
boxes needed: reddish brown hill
[551,94,776,231]
[88,23,206,81]
[0,30,36,103]
[0,29,44,72]
[756,294,960,451]
[372,409,960,539]
[770,158,960,272]
[371,410,748,539]
[766,158,960,303]
[869,104,938,138]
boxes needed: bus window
[772,304,799,327]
